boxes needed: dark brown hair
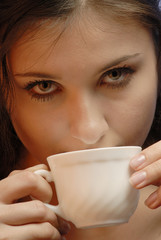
[0,0,161,179]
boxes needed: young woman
[0,0,161,239]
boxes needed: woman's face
[9,13,158,164]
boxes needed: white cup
[35,146,141,228]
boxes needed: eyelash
[99,65,135,88]
[24,80,62,102]
[24,65,135,102]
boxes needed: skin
[9,16,157,162]
[1,11,161,240]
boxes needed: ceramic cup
[35,146,141,228]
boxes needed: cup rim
[47,146,142,160]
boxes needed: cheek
[123,105,155,145]
[106,88,157,146]
[10,104,68,160]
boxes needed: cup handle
[34,169,64,218]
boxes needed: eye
[32,81,56,94]
[100,66,135,88]
[24,80,62,101]
[108,69,124,81]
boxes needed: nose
[68,93,108,145]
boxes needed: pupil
[39,82,51,92]
[42,82,48,89]
[112,70,118,78]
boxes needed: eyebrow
[100,53,141,72]
[14,53,141,79]
[14,71,59,80]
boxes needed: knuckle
[26,164,48,172]
[32,200,58,225]
[36,164,48,170]
[153,159,161,175]
[33,200,47,218]
[42,222,59,239]
[144,141,161,161]
[146,159,161,181]
[8,170,19,176]
[21,171,38,188]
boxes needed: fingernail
[130,154,145,169]
[145,191,158,208]
[129,171,146,187]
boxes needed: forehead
[9,12,154,73]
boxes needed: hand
[0,164,70,240]
[129,141,161,209]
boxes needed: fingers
[0,166,71,239]
[130,141,161,171]
[9,164,49,176]
[0,171,53,204]
[0,200,59,226]
[129,141,161,209]
[0,200,70,234]
[0,201,70,239]
[145,189,160,209]
[26,164,49,172]
[129,159,161,188]
[129,141,161,189]
[0,222,62,240]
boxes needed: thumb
[9,164,49,177]
[26,164,49,172]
